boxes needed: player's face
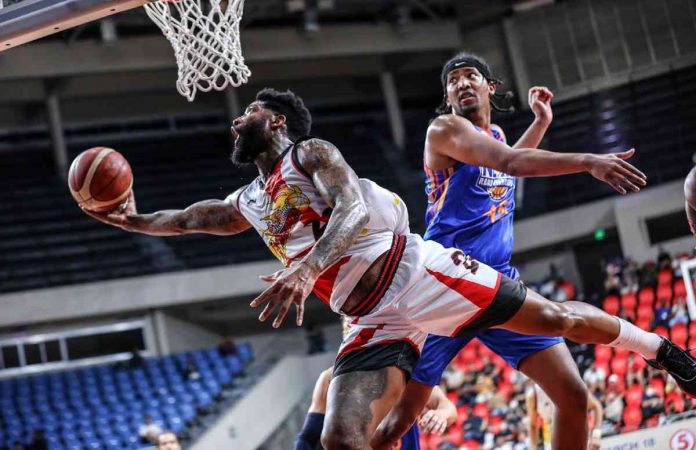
[157,433,181,450]
[445,67,494,118]
[230,101,275,166]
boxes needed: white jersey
[231,143,410,312]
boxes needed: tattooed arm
[250,138,369,328]
[82,188,251,236]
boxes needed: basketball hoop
[144,0,251,101]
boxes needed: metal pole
[379,71,405,150]
[46,91,68,179]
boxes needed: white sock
[606,317,662,360]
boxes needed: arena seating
[421,249,696,449]
[0,344,252,450]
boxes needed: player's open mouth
[458,92,476,104]
[230,126,240,141]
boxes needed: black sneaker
[646,338,696,399]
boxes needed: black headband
[441,57,495,88]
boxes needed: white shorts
[334,233,527,377]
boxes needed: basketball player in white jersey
[83,88,696,450]
[526,383,603,450]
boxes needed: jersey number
[483,200,509,224]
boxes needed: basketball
[68,147,133,213]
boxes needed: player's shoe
[646,338,696,399]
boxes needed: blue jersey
[423,126,518,280]
[391,424,420,450]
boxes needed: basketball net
[144,0,251,101]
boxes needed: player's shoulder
[225,183,251,208]
[490,123,507,143]
[295,137,344,171]
[427,114,474,140]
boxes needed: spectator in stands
[626,354,645,386]
[621,259,639,292]
[654,299,671,328]
[641,385,663,421]
[602,375,624,429]
[139,416,163,444]
[640,261,658,287]
[182,357,200,381]
[604,260,622,295]
[462,409,487,443]
[670,301,689,327]
[217,336,237,357]
[583,366,606,398]
[156,432,182,450]
[27,431,47,450]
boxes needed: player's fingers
[615,147,635,160]
[419,411,433,428]
[616,165,646,188]
[273,297,293,328]
[250,286,277,308]
[617,159,647,183]
[609,178,627,195]
[258,301,276,322]
[259,269,284,283]
[437,419,447,435]
[295,300,305,326]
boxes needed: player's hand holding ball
[69,147,137,229]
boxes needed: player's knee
[554,378,588,415]
[321,420,365,450]
[541,303,577,336]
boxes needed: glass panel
[44,340,62,362]
[24,343,41,365]
[2,346,19,368]
[66,329,144,360]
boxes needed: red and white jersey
[231,144,410,312]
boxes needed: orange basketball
[68,147,133,212]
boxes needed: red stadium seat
[656,285,673,304]
[672,323,688,348]
[461,347,477,364]
[448,427,464,445]
[427,434,444,450]
[666,391,686,413]
[472,402,489,419]
[610,354,628,378]
[614,348,630,359]
[637,288,654,307]
[689,321,696,338]
[636,316,651,331]
[603,295,620,315]
[631,355,647,372]
[637,305,654,321]
[649,377,666,399]
[594,345,612,364]
[688,336,696,353]
[654,326,669,338]
[625,384,643,407]
[622,406,642,432]
[446,391,458,406]
[461,439,481,450]
[658,269,673,287]
[622,292,638,311]
[674,279,687,302]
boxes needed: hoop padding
[144,0,250,101]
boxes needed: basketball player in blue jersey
[371,53,650,450]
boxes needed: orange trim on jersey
[435,166,454,213]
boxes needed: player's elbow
[353,201,369,228]
[501,155,523,177]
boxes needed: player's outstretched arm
[250,138,369,328]
[513,86,553,149]
[525,388,540,449]
[427,115,647,194]
[82,189,251,236]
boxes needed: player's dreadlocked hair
[435,52,515,116]
[256,88,312,141]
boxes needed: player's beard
[231,120,270,167]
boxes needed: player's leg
[322,367,406,450]
[477,329,588,450]
[371,335,472,449]
[499,287,696,396]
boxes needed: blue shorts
[412,329,564,387]
[395,424,420,449]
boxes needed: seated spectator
[669,301,689,327]
[139,416,163,444]
[157,431,182,450]
[463,411,487,443]
[626,354,645,386]
[217,336,237,356]
[27,431,47,450]
[182,357,200,381]
[603,376,625,429]
[654,299,671,328]
[583,365,606,398]
[641,386,663,420]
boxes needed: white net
[144,0,251,101]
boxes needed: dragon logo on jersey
[476,167,514,201]
[261,182,310,264]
